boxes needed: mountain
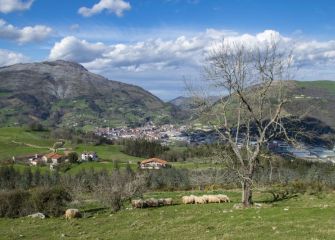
[0,60,177,128]
[192,80,335,145]
[169,96,220,111]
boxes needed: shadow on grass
[258,191,299,204]
[82,207,108,217]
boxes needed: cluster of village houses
[95,122,217,145]
[27,151,170,170]
[27,151,99,169]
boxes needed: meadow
[1,127,335,240]
[0,190,335,240]
[0,127,221,173]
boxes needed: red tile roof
[140,158,168,165]
[44,153,63,159]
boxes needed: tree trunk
[242,179,253,207]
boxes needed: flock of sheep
[131,198,173,208]
[132,194,230,209]
[182,194,230,204]
[64,194,231,219]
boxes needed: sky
[1,0,335,100]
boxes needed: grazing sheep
[194,196,206,204]
[182,195,195,204]
[163,198,173,206]
[217,194,230,203]
[65,209,81,219]
[132,199,145,208]
[146,198,159,207]
[158,198,165,206]
[206,195,221,203]
[202,195,210,203]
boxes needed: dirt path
[11,140,51,149]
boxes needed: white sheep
[163,198,173,206]
[65,209,81,219]
[206,195,221,203]
[194,196,206,204]
[182,195,195,204]
[217,194,230,203]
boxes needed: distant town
[95,122,335,164]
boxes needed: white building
[81,152,98,161]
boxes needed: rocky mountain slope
[0,60,177,128]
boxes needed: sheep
[65,209,81,219]
[158,198,165,206]
[217,194,230,203]
[132,199,145,208]
[182,195,195,204]
[194,196,206,204]
[163,198,173,206]
[146,198,159,207]
[206,195,221,203]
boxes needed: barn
[139,158,170,169]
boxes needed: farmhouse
[139,158,170,169]
[28,154,42,166]
[42,153,64,165]
[81,152,98,161]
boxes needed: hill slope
[191,80,335,145]
[284,80,335,128]
[0,60,176,128]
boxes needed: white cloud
[0,0,33,13]
[0,19,53,44]
[0,49,28,66]
[49,36,107,62]
[48,29,335,99]
[78,0,131,17]
[49,29,291,71]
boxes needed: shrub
[68,152,79,164]
[146,168,190,191]
[27,121,45,131]
[31,187,72,217]
[0,189,31,217]
[0,187,71,218]
[94,170,146,212]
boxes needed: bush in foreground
[0,187,71,218]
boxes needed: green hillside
[0,190,334,240]
[296,80,335,94]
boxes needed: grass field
[0,127,142,163]
[0,127,223,173]
[1,190,335,239]
[0,127,53,161]
[297,80,335,94]
[73,144,143,162]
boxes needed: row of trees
[120,138,169,158]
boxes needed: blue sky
[1,0,335,100]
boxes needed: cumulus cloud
[49,36,107,62]
[0,0,34,13]
[0,19,53,44]
[0,49,28,66]
[48,29,335,99]
[48,29,292,71]
[78,0,131,17]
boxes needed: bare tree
[190,38,293,206]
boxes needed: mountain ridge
[0,60,177,128]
